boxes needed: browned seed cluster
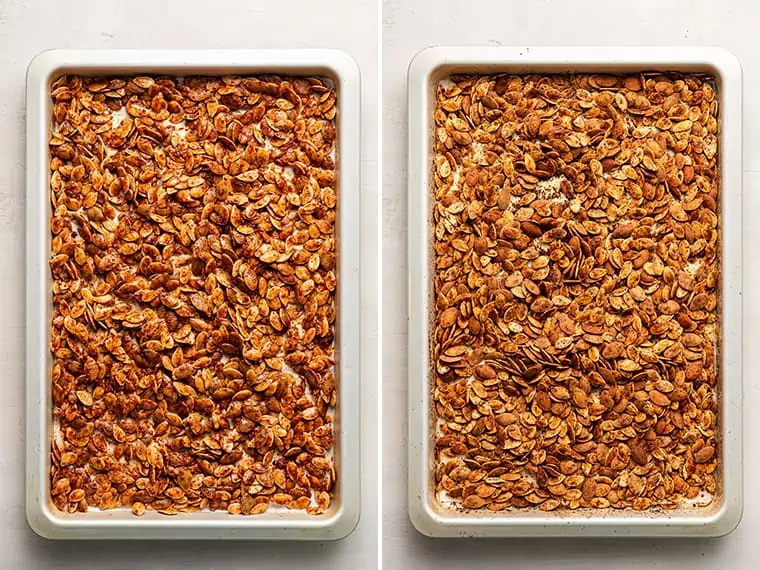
[432,72,720,512]
[49,74,338,516]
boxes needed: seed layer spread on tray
[49,74,338,516]
[432,72,720,512]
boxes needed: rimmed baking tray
[408,46,742,537]
[26,49,361,540]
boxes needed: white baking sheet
[26,49,361,540]
[407,46,742,538]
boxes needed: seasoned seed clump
[432,72,719,512]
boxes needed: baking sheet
[407,46,742,538]
[26,49,361,540]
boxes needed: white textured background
[382,0,756,568]
[0,0,379,568]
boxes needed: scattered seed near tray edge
[49,74,338,516]
[432,72,719,512]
